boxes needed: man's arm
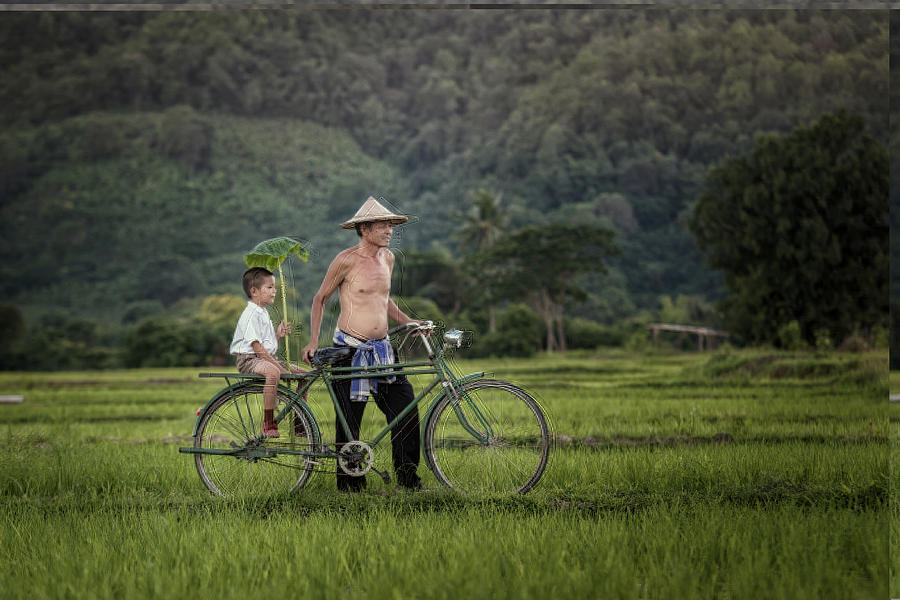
[387,297,417,325]
[302,252,350,364]
[384,251,425,328]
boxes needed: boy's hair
[242,267,274,298]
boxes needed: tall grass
[0,502,883,600]
[0,349,888,598]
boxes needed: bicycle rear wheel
[424,379,550,495]
[194,383,318,497]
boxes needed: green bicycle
[179,321,550,497]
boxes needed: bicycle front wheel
[194,384,318,498]
[424,379,550,495]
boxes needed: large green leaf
[243,237,309,271]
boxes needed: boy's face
[251,275,277,307]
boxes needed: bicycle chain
[258,441,369,477]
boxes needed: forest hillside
[0,9,889,367]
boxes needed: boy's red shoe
[262,423,279,438]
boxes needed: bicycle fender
[191,381,319,439]
[420,371,485,446]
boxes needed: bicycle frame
[182,325,490,461]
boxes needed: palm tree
[454,189,508,332]
[455,189,508,249]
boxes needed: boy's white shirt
[230,301,278,356]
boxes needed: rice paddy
[0,348,889,599]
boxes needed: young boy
[230,267,305,437]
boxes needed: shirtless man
[302,197,425,492]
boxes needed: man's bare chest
[344,258,391,295]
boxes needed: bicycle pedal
[372,467,391,484]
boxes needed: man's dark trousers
[333,362,421,492]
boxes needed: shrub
[814,328,833,352]
[838,334,869,353]
[467,330,536,359]
[497,304,543,345]
[464,304,542,358]
[564,317,624,349]
[124,316,187,368]
[777,320,806,351]
[624,330,649,353]
[124,314,226,368]
[393,296,446,328]
[2,312,121,371]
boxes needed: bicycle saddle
[311,347,355,367]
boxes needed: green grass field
[0,348,889,599]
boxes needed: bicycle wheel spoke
[426,380,549,495]
[242,392,257,434]
[208,406,251,442]
[194,384,318,497]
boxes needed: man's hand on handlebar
[415,320,434,338]
[389,320,434,338]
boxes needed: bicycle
[179,321,550,497]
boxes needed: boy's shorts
[234,353,287,374]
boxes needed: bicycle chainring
[337,441,374,477]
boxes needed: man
[302,196,425,492]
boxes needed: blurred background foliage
[0,9,890,369]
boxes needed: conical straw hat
[340,196,408,229]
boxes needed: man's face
[361,221,393,247]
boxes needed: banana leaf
[243,237,309,366]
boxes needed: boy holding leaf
[230,267,306,437]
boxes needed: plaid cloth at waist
[333,328,396,402]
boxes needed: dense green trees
[0,113,407,313]
[689,110,888,347]
[454,189,509,332]
[0,9,890,368]
[477,223,620,352]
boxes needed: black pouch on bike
[312,347,356,367]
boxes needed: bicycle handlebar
[387,320,434,336]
